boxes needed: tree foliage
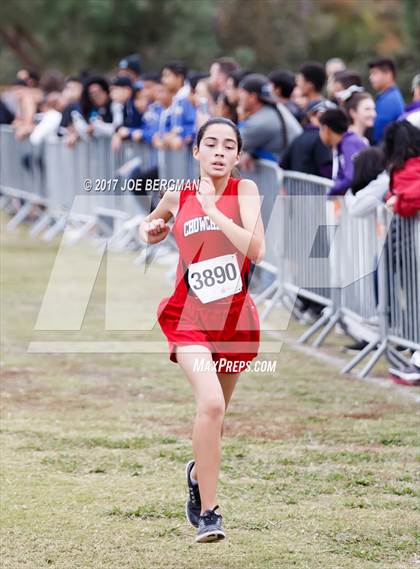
[0,0,418,88]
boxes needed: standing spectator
[319,108,368,196]
[326,57,346,99]
[140,72,161,105]
[383,120,420,217]
[59,76,82,129]
[326,57,346,78]
[118,54,142,89]
[368,57,405,143]
[290,85,308,117]
[399,73,420,128]
[0,99,14,125]
[328,70,362,103]
[281,99,333,178]
[383,121,420,384]
[269,69,303,122]
[69,76,124,141]
[208,57,239,102]
[237,73,296,166]
[345,147,389,217]
[343,92,376,143]
[187,71,212,128]
[16,69,40,88]
[111,77,144,151]
[161,60,196,148]
[296,62,327,108]
[214,94,238,124]
[126,83,167,145]
[116,83,172,210]
[12,71,62,140]
[29,91,64,146]
[80,76,112,124]
[225,69,252,108]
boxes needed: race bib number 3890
[188,253,243,304]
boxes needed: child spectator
[345,147,389,217]
[319,108,368,196]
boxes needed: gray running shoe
[185,460,201,528]
[195,505,226,543]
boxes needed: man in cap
[237,73,300,169]
[118,54,143,89]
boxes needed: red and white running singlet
[157,176,260,373]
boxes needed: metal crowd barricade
[40,137,155,243]
[239,159,286,319]
[282,171,334,325]
[0,125,47,229]
[157,147,199,181]
[300,197,381,353]
[2,126,419,380]
[384,212,420,347]
[343,209,420,377]
[39,137,102,241]
[104,141,158,251]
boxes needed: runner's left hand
[198,177,216,212]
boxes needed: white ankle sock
[190,469,198,486]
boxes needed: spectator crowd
[1,54,420,382]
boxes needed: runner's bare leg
[176,345,227,514]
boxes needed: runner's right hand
[143,218,170,242]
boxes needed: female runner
[139,117,265,543]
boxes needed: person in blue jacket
[160,60,196,148]
[368,58,405,144]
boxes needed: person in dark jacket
[59,76,83,130]
[281,99,333,177]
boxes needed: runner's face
[194,123,240,178]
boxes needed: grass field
[1,217,419,569]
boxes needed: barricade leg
[358,339,387,378]
[6,201,34,230]
[313,309,341,348]
[341,337,380,374]
[29,212,53,236]
[298,306,334,344]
